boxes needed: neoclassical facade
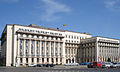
[0,24,92,66]
[79,37,120,63]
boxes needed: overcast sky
[0,0,120,39]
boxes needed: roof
[81,36,120,41]
[6,24,92,35]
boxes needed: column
[23,58,26,65]
[58,43,60,64]
[49,42,52,64]
[17,39,20,56]
[28,40,31,65]
[17,58,20,66]
[44,41,47,63]
[53,42,56,64]
[23,39,26,56]
[62,42,66,64]
[28,58,31,65]
[34,40,37,64]
[34,40,36,56]
[39,41,42,64]
[54,42,56,56]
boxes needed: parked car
[72,63,79,66]
[36,64,42,67]
[87,62,93,68]
[113,62,120,68]
[64,63,71,66]
[42,64,47,67]
[80,63,88,65]
[28,64,37,67]
[93,61,103,68]
[102,62,113,68]
[46,64,54,67]
[64,63,79,66]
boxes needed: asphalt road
[0,66,120,72]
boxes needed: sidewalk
[54,65,87,69]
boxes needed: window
[36,41,39,45]
[56,58,58,62]
[66,35,67,38]
[20,39,22,43]
[72,36,73,39]
[47,36,49,39]
[42,36,44,39]
[77,37,79,39]
[46,42,48,45]
[37,36,39,38]
[42,58,44,63]
[37,52,39,56]
[56,38,58,40]
[60,38,62,40]
[31,52,33,56]
[47,47,48,51]
[37,46,39,50]
[26,35,29,37]
[20,34,23,37]
[69,36,70,38]
[32,58,34,63]
[26,40,28,44]
[32,35,34,38]
[20,58,22,63]
[51,37,53,40]
[20,45,22,49]
[47,58,49,62]
[42,41,44,45]
[60,58,62,62]
[26,58,28,63]
[31,41,34,44]
[37,58,39,63]
[26,52,28,56]
[31,46,33,50]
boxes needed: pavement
[0,65,120,72]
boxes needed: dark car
[42,64,47,67]
[87,62,93,68]
[80,63,88,65]
[46,64,54,67]
[36,64,41,67]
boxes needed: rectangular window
[32,58,34,63]
[37,58,39,63]
[20,34,23,37]
[42,36,44,39]
[42,58,44,63]
[20,39,22,43]
[51,37,53,40]
[20,58,22,63]
[36,41,39,45]
[32,35,34,38]
[46,42,48,45]
[26,58,28,63]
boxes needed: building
[0,24,92,66]
[79,37,120,63]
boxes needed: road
[0,66,120,72]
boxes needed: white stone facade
[0,24,92,66]
[80,37,120,63]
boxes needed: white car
[113,62,120,68]
[64,63,71,66]
[28,64,37,67]
[102,62,113,68]
[71,63,79,66]
[64,63,79,66]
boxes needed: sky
[0,0,120,39]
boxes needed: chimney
[29,24,37,27]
